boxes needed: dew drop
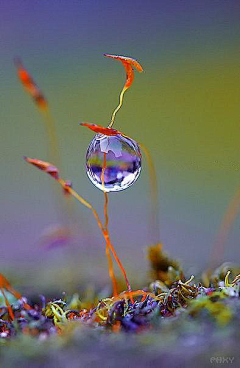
[86,134,142,192]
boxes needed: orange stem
[103,230,133,302]
[101,153,109,231]
[0,273,31,321]
[101,152,118,296]
[105,244,118,297]
[113,289,162,303]
[57,178,132,298]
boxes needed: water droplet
[86,134,142,192]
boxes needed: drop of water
[86,134,142,192]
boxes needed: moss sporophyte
[24,54,146,300]
[0,54,239,338]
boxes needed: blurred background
[0,0,239,294]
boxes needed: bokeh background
[1,0,239,293]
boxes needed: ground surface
[1,247,239,368]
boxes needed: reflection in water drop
[86,134,142,192]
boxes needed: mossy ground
[0,245,239,368]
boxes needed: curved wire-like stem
[108,86,128,129]
[209,186,240,269]
[105,54,143,129]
